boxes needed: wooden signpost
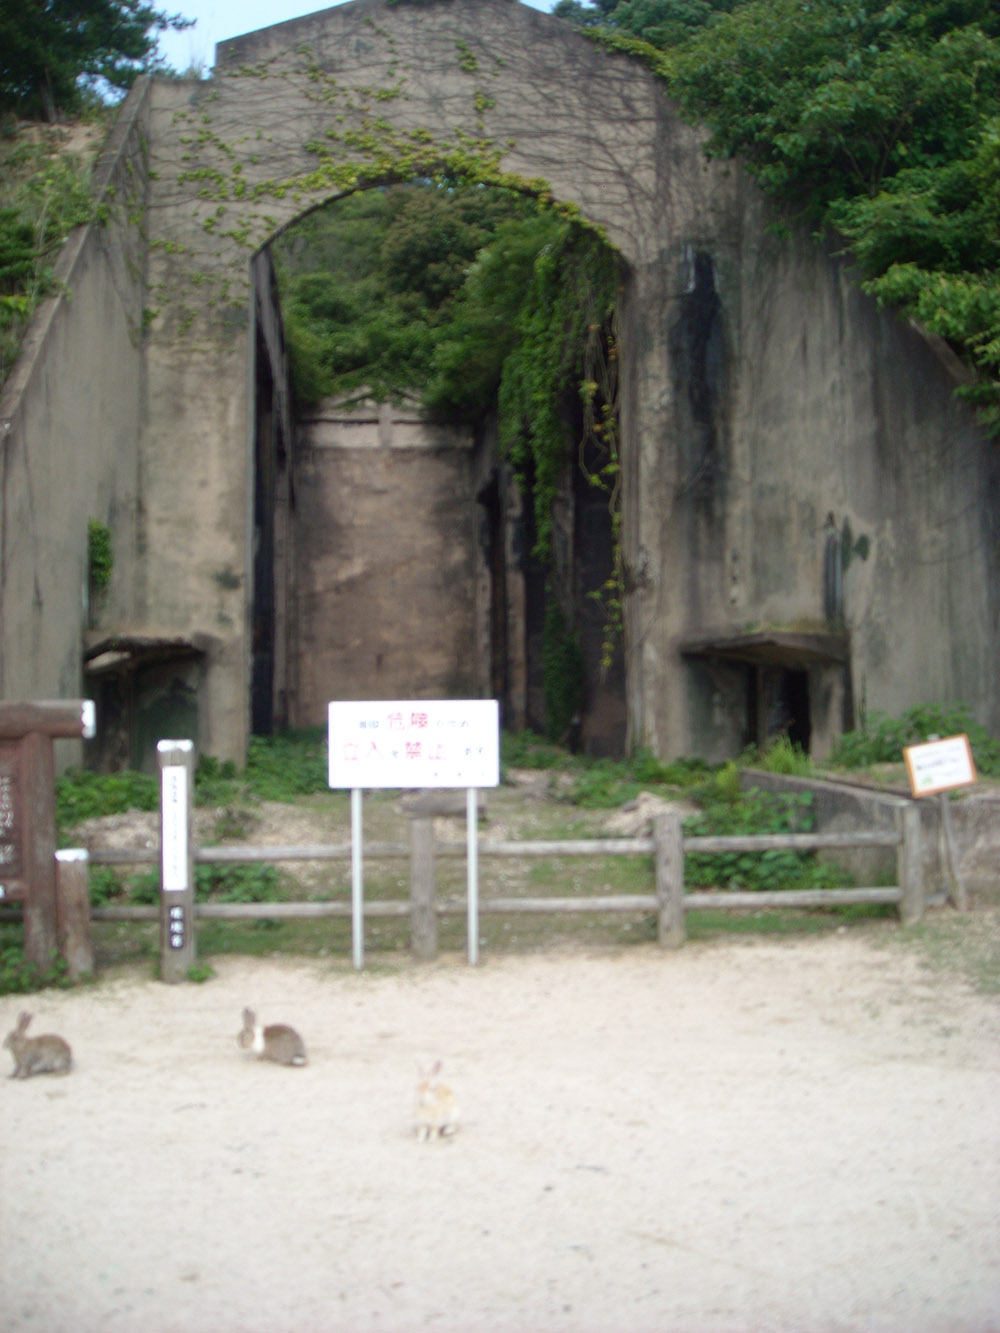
[0,700,96,968]
[158,739,196,982]
[903,734,976,910]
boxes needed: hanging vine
[497,224,623,683]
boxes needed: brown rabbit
[237,1007,307,1066]
[4,1011,72,1079]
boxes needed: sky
[156,0,556,74]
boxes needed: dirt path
[1,933,998,1333]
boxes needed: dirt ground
[2,929,999,1333]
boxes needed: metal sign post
[328,700,500,967]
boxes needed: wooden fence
[71,803,925,961]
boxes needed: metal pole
[467,787,479,965]
[351,787,364,969]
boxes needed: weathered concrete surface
[292,398,483,720]
[0,93,150,764]
[2,0,998,767]
[742,769,1000,904]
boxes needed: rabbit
[237,1007,307,1066]
[4,1011,73,1079]
[415,1060,460,1140]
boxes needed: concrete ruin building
[1,0,998,771]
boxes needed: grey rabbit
[237,1007,307,1066]
[4,1011,73,1078]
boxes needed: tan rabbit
[237,1007,307,1066]
[415,1060,460,1140]
[4,1011,72,1079]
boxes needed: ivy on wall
[140,19,628,731]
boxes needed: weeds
[683,765,852,892]
[832,702,1000,776]
[56,769,157,834]
[0,929,72,994]
[1,126,100,386]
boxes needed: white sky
[157,0,556,74]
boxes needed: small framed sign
[903,734,977,798]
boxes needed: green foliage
[501,730,578,772]
[746,735,815,776]
[87,518,113,591]
[88,865,123,907]
[566,749,710,807]
[496,224,620,559]
[567,761,643,809]
[683,778,850,891]
[193,754,243,807]
[0,929,71,994]
[278,183,624,737]
[0,0,193,120]
[244,730,329,801]
[116,862,287,904]
[555,0,737,47]
[542,600,584,744]
[194,863,285,903]
[56,767,158,832]
[424,209,566,418]
[0,128,97,384]
[559,0,1000,434]
[274,183,540,406]
[831,701,1000,775]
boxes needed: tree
[556,0,1000,434]
[0,0,193,121]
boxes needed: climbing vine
[134,19,628,728]
[496,224,623,676]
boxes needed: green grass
[884,910,1000,996]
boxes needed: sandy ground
[1,933,998,1333]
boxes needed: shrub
[0,929,71,995]
[832,702,1000,776]
[244,730,328,801]
[683,777,851,892]
[56,768,157,832]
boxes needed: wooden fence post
[897,802,924,926]
[55,849,93,981]
[655,810,685,947]
[158,740,196,982]
[409,815,437,961]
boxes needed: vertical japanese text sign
[158,740,195,982]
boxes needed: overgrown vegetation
[0,124,99,386]
[87,517,113,593]
[275,183,623,730]
[0,935,72,994]
[831,701,1000,776]
[683,764,852,892]
[557,0,1000,436]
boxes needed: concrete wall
[3,0,997,768]
[741,769,1000,906]
[633,183,1000,758]
[292,398,481,722]
[0,84,151,765]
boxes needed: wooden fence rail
[72,804,925,955]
